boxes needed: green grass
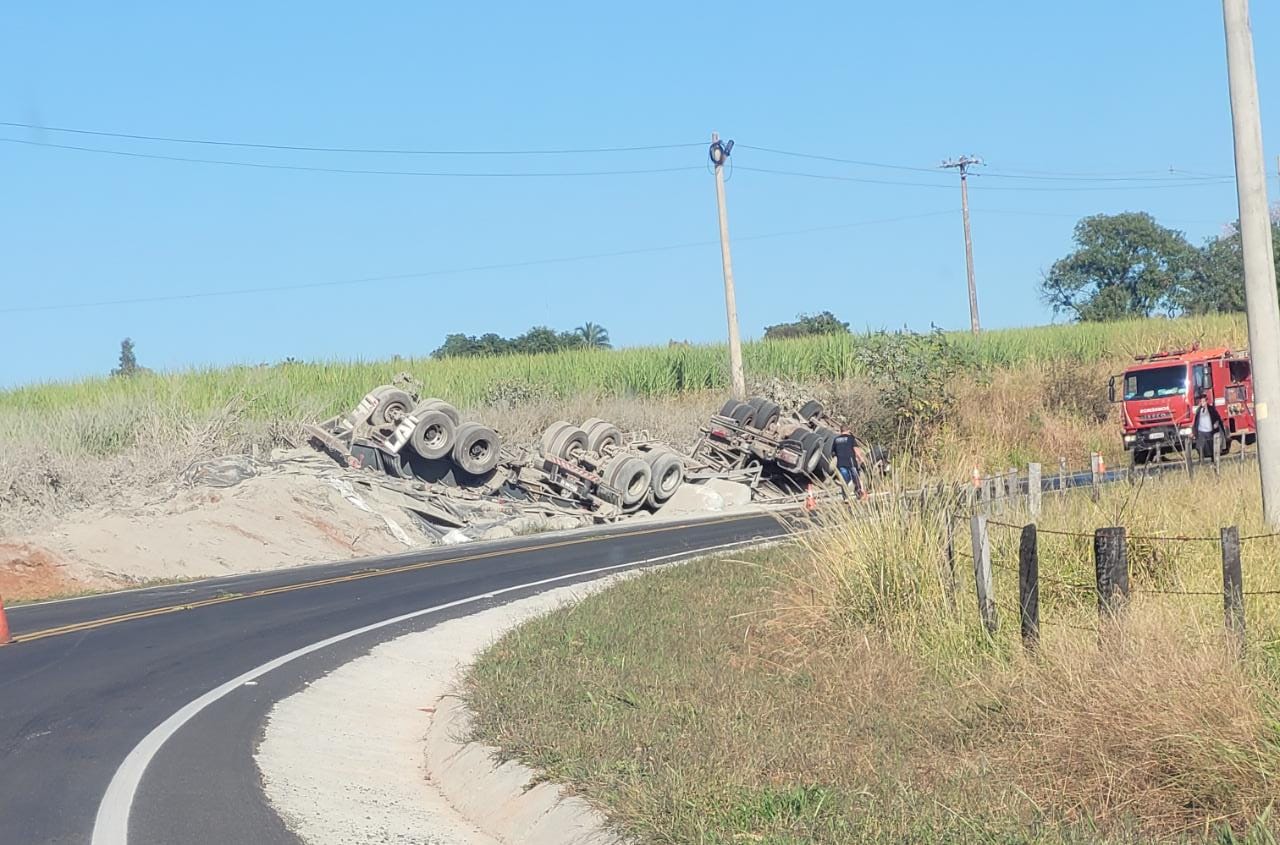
[2,313,1245,422]
[466,464,1280,844]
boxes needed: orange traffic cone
[0,596,12,646]
[804,484,817,512]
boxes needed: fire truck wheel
[408,410,456,460]
[1131,448,1152,467]
[749,399,781,430]
[719,399,744,417]
[645,450,685,500]
[417,398,461,426]
[452,423,501,475]
[580,417,608,436]
[798,400,824,422]
[370,387,414,426]
[730,402,755,427]
[585,421,622,453]
[605,455,652,507]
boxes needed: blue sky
[1,2,1276,387]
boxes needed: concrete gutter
[425,693,623,845]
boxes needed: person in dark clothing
[1192,392,1225,462]
[831,426,867,500]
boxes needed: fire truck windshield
[1124,365,1186,400]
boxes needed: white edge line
[89,534,770,845]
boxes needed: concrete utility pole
[1222,0,1280,527]
[942,156,984,334]
[710,132,746,400]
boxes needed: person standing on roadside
[832,425,867,501]
[1192,392,1225,463]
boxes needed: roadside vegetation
[0,313,1246,534]
[467,461,1280,843]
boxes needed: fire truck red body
[1109,345,1256,464]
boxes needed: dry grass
[467,464,1280,843]
[0,313,1242,536]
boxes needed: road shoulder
[255,577,629,844]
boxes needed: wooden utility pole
[710,132,746,400]
[1221,0,1280,527]
[942,156,983,334]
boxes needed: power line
[0,137,703,178]
[736,143,942,174]
[0,210,954,315]
[735,164,1235,192]
[0,120,702,156]
[739,143,1230,183]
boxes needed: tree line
[1040,210,1280,321]
[431,322,611,359]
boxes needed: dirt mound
[0,542,101,601]
[15,471,416,599]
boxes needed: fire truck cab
[1108,345,1255,465]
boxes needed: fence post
[1019,523,1039,651]
[1028,463,1042,518]
[992,474,1005,516]
[1090,452,1102,502]
[1221,525,1245,650]
[1213,432,1222,476]
[1008,467,1020,510]
[1184,435,1194,479]
[970,514,998,635]
[1058,456,1067,492]
[1094,527,1129,619]
[943,507,958,607]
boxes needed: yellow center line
[13,513,769,644]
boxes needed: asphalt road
[0,511,786,845]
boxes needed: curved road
[0,511,786,845]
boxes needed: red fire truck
[1108,344,1256,465]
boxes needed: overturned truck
[305,384,880,528]
[690,396,885,498]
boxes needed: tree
[111,338,139,377]
[575,322,611,349]
[763,311,850,340]
[1177,214,1280,314]
[1040,212,1200,321]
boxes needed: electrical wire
[0,210,954,314]
[735,165,1234,192]
[0,120,702,156]
[739,143,1231,183]
[0,137,703,178]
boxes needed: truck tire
[408,409,456,460]
[719,399,744,418]
[730,402,755,427]
[585,420,622,453]
[799,430,825,474]
[541,421,588,461]
[749,399,781,431]
[604,455,652,507]
[798,400,824,422]
[418,398,461,426]
[370,387,414,426]
[645,449,684,501]
[452,423,501,475]
[811,427,836,477]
